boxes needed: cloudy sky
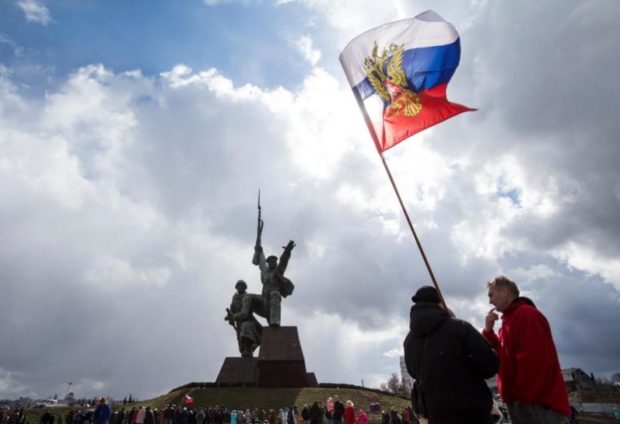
[1,0,619,400]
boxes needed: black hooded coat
[403,302,499,424]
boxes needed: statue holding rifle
[225,280,263,357]
[252,191,296,327]
[224,192,296,357]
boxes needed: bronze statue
[225,192,296,357]
[251,191,295,327]
[225,280,263,357]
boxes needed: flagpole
[378,152,447,308]
[348,88,447,309]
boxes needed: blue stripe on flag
[354,39,461,100]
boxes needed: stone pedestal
[215,357,258,386]
[256,326,308,388]
[215,326,316,387]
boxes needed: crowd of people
[0,408,27,424]
[0,397,414,424]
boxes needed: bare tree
[380,372,410,397]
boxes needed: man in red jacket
[482,276,570,424]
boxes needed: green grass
[141,387,409,412]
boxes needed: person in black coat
[331,399,343,424]
[40,410,55,424]
[308,403,323,424]
[404,286,499,424]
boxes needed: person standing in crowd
[286,408,295,424]
[135,408,145,424]
[483,276,571,424]
[144,408,153,424]
[357,410,367,424]
[163,405,174,424]
[300,406,309,424]
[404,286,499,424]
[401,408,409,424]
[343,402,354,424]
[40,409,55,424]
[380,411,389,424]
[196,409,205,424]
[324,398,333,424]
[129,408,137,424]
[389,411,400,424]
[331,398,343,424]
[94,398,112,424]
[308,403,322,424]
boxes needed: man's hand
[485,308,498,331]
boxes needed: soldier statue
[225,280,263,357]
[225,192,296,357]
[251,192,295,327]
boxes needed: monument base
[215,326,316,388]
[215,357,258,386]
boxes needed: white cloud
[0,369,35,398]
[553,242,620,291]
[508,264,557,285]
[16,0,52,25]
[1,0,620,399]
[291,35,321,66]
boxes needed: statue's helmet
[266,255,278,263]
[235,280,247,290]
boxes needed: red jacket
[482,298,570,417]
[343,406,355,424]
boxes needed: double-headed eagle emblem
[363,42,422,117]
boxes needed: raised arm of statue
[254,245,267,272]
[252,219,265,266]
[277,240,296,274]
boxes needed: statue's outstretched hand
[284,240,296,252]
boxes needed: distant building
[485,368,593,397]
[485,377,498,396]
[400,356,414,386]
[562,368,596,392]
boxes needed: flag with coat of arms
[339,10,474,153]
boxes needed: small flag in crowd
[339,10,474,152]
[184,394,193,405]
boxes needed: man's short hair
[487,275,520,297]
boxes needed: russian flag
[184,394,193,405]
[339,10,474,153]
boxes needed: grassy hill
[141,386,410,412]
[18,385,411,424]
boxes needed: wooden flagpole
[349,89,447,308]
[378,152,447,308]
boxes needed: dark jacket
[94,404,112,424]
[308,404,322,424]
[332,402,343,421]
[404,303,499,424]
